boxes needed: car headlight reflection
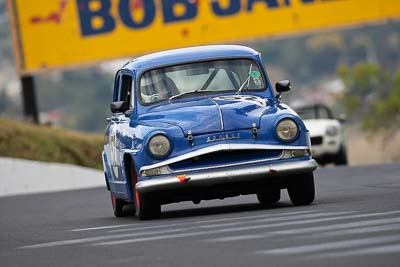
[148,135,171,158]
[276,119,298,142]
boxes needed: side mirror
[338,114,347,123]
[110,101,128,113]
[275,80,291,100]
[276,80,291,93]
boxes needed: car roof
[295,103,334,119]
[295,103,331,111]
[123,45,260,74]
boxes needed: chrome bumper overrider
[136,159,318,194]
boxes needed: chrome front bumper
[136,159,318,194]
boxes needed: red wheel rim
[132,165,140,207]
[112,195,117,208]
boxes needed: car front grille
[311,136,323,145]
[168,149,283,172]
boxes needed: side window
[113,73,121,102]
[317,106,331,119]
[113,71,133,109]
[120,74,133,108]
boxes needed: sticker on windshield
[251,71,261,79]
[253,77,262,86]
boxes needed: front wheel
[129,161,161,220]
[257,188,281,205]
[287,172,315,206]
[135,192,161,220]
[334,146,348,165]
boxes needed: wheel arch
[104,172,110,191]
[102,151,112,191]
[123,153,137,202]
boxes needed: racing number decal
[109,126,120,178]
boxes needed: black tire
[257,188,281,204]
[127,158,161,220]
[111,193,129,217]
[136,192,161,220]
[287,172,315,206]
[334,146,348,165]
[127,161,161,220]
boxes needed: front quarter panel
[259,103,310,147]
[111,119,185,200]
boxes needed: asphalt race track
[1,164,400,267]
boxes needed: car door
[106,70,134,195]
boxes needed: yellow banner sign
[8,0,400,74]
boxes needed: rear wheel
[287,172,315,206]
[257,188,281,205]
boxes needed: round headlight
[148,135,171,158]
[326,126,338,136]
[276,119,298,141]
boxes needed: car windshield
[139,59,266,104]
[297,105,333,120]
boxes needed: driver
[140,72,178,103]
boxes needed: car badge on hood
[206,133,241,143]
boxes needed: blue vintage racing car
[103,45,318,220]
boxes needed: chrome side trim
[136,159,318,194]
[139,143,309,173]
[306,130,311,148]
[101,151,107,173]
[210,97,224,131]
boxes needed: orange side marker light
[176,174,191,183]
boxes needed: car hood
[212,95,268,131]
[138,95,269,135]
[303,119,341,137]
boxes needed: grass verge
[0,118,103,170]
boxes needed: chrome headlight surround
[276,118,299,142]
[147,134,172,159]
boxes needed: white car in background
[296,104,348,165]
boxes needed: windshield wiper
[236,64,253,95]
[169,90,214,102]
